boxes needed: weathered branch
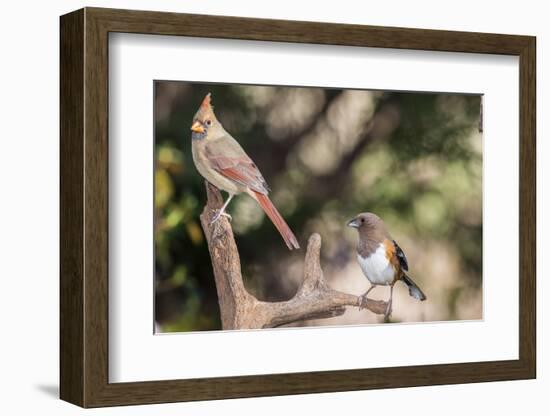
[200,181,387,330]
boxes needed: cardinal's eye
[205,119,212,126]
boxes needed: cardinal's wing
[205,134,270,194]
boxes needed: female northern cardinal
[347,212,426,319]
[190,93,300,250]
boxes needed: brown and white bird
[347,212,426,319]
[190,93,300,250]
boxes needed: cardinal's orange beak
[191,120,205,133]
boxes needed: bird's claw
[210,209,232,225]
[358,295,368,311]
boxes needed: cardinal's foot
[210,209,232,225]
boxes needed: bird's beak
[347,218,359,229]
[191,120,205,133]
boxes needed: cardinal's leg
[211,194,234,224]
[359,284,376,310]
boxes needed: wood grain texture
[59,7,537,408]
[59,9,84,406]
[83,8,110,406]
[88,7,532,54]
[518,38,536,376]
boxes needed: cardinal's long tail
[251,191,300,250]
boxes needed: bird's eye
[205,119,212,126]
[361,218,365,223]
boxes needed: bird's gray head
[347,212,384,232]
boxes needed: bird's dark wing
[393,240,408,271]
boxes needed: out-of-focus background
[154,81,482,332]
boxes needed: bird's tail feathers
[251,191,300,250]
[402,274,427,301]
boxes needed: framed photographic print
[60,7,536,408]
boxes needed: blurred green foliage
[154,82,482,331]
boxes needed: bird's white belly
[357,246,395,286]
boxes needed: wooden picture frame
[60,7,536,408]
